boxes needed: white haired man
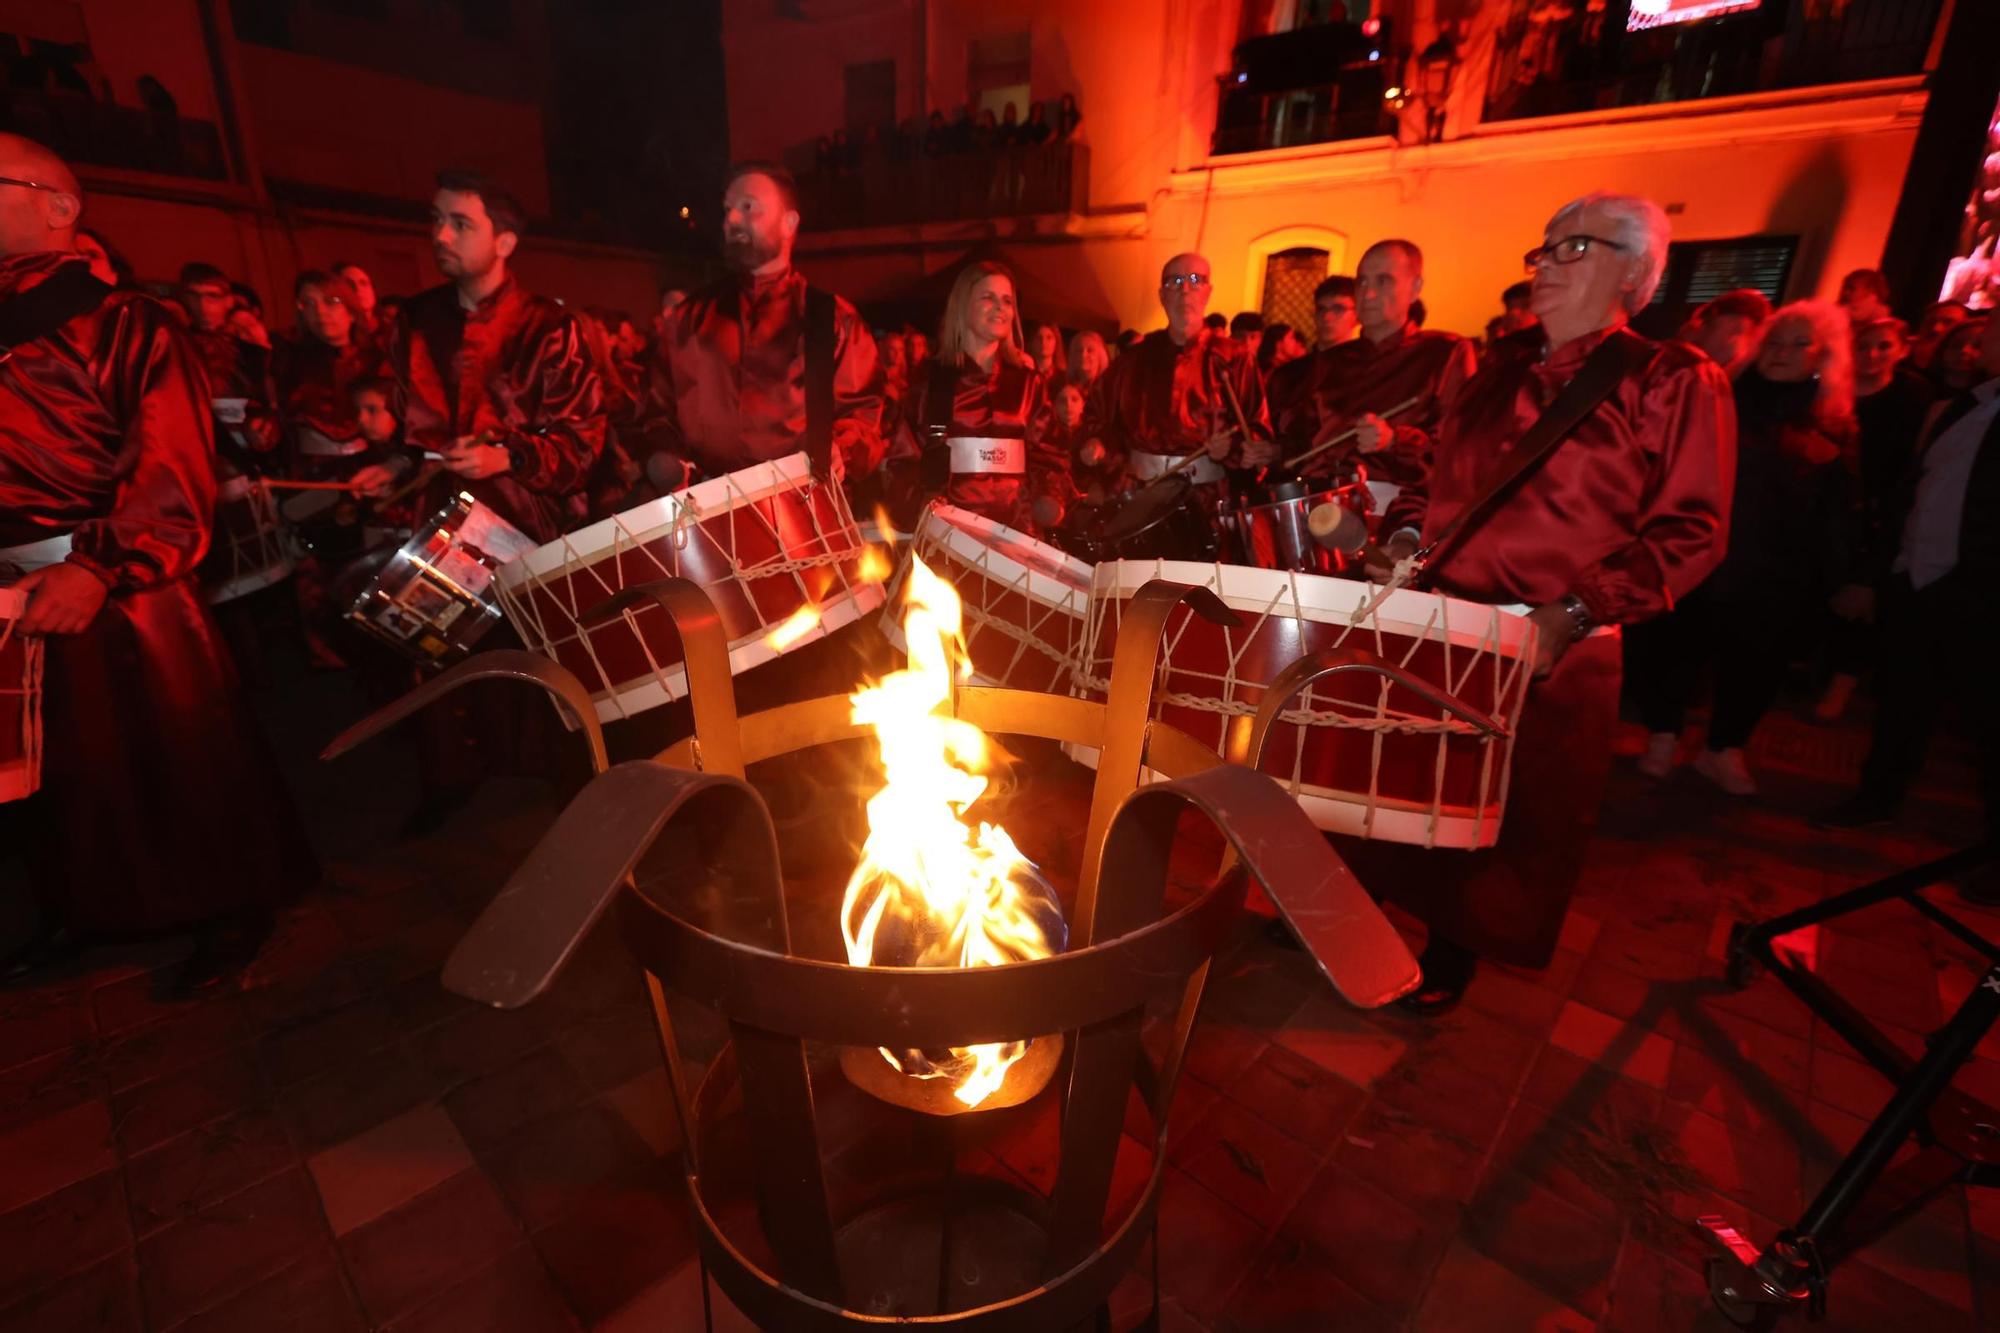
[1359,192,1738,1013]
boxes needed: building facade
[725,0,1955,338]
[3,0,672,317]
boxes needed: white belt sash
[948,436,1026,476]
[298,426,368,458]
[1129,449,1224,486]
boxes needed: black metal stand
[1698,842,2000,1328]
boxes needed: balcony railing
[1212,84,1396,155]
[1482,0,1943,126]
[0,89,229,181]
[795,142,1088,231]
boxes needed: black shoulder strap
[0,262,113,356]
[1419,328,1655,586]
[924,357,959,434]
[803,284,837,469]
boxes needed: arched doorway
[1243,225,1348,333]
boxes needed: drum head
[1101,476,1193,544]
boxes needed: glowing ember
[841,555,1064,1108]
[764,603,821,651]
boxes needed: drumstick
[1282,395,1422,471]
[1212,352,1258,446]
[258,479,356,493]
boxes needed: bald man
[0,134,313,995]
[1277,239,1476,507]
[1088,252,1274,534]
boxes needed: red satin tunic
[908,358,1065,532]
[388,278,608,543]
[1389,326,1736,625]
[1088,328,1270,476]
[645,267,885,479]
[272,333,389,480]
[1275,324,1477,485]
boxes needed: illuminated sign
[1627,0,1762,32]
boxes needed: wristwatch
[1555,592,1594,642]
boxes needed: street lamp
[1417,34,1460,144]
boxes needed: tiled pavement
[2,649,1997,1331]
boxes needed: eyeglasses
[1160,273,1211,291]
[0,175,62,194]
[1524,234,1626,272]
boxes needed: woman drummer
[905,261,1071,533]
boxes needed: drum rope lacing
[912,527,1084,676]
[494,461,876,720]
[1071,560,1532,849]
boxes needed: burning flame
[841,555,1061,1107]
[764,603,821,652]
[857,544,892,584]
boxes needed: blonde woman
[1066,328,1109,389]
[907,261,1067,530]
[1629,299,1858,794]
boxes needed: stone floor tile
[1222,1042,1367,1150]
[382,1244,578,1333]
[1464,1170,1621,1318]
[340,1170,522,1326]
[1218,1233,1399,1333]
[171,1250,365,1333]
[1334,1102,1484,1226]
[1808,1045,1899,1123]
[136,1169,330,1328]
[1652,1102,1801,1224]
[553,1007,662,1096]
[0,1248,139,1333]
[308,1103,476,1237]
[600,1068,681,1160]
[126,1107,297,1235]
[443,1048,589,1150]
[0,1170,131,1309]
[1549,1000,1675,1089]
[1412,1240,1594,1332]
[258,996,400,1089]
[0,985,94,1076]
[0,1094,114,1214]
[109,1048,266,1157]
[531,1159,695,1323]
[1281,1159,1452,1312]
[277,1038,441,1154]
[1600,1239,1736,1333]
[1179,1017,1270,1092]
[95,1001,246,1094]
[480,1103,651,1232]
[1274,994,1407,1091]
[413,1004,554,1091]
[1153,1170,1267,1323]
[1169,1097,1320,1231]
[596,1258,760,1333]
[1462,962,1570,1035]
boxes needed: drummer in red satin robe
[352,169,606,544]
[1279,240,1476,503]
[0,135,315,995]
[902,260,1064,533]
[1360,192,1736,1014]
[643,162,885,487]
[1089,251,1275,512]
[182,262,283,471]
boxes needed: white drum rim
[582,579,884,723]
[1090,558,1536,659]
[914,503,1095,611]
[217,474,257,502]
[500,452,817,588]
[0,587,25,616]
[206,560,296,603]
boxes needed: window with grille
[1260,247,1330,335]
[1634,234,1798,336]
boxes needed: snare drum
[0,587,43,802]
[347,493,536,666]
[886,504,1094,695]
[1232,478,1373,575]
[204,475,296,603]
[496,453,883,723]
[1073,560,1538,848]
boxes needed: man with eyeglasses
[1088,252,1275,518]
[0,134,315,995]
[1351,193,1735,1016]
[1278,240,1476,504]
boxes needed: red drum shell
[0,587,44,802]
[497,454,882,724]
[1074,560,1538,849]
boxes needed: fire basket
[326,569,1425,1328]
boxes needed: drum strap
[1417,328,1654,586]
[0,263,113,362]
[804,285,837,473]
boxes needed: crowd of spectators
[811,93,1082,176]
